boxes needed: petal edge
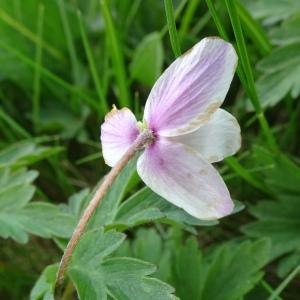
[137,138,234,220]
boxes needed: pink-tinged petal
[101,106,139,167]
[137,138,234,220]
[170,109,241,163]
[144,37,238,137]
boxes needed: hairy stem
[55,130,153,287]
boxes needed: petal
[144,37,238,137]
[100,106,139,167]
[169,109,241,163]
[137,138,234,220]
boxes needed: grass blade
[0,40,98,111]
[205,0,229,39]
[225,0,278,152]
[32,4,44,133]
[164,0,182,57]
[160,0,188,37]
[261,281,283,300]
[0,8,65,63]
[179,0,200,40]
[206,0,278,152]
[225,156,271,195]
[268,263,300,300]
[77,10,108,114]
[236,1,272,56]
[100,0,130,107]
[0,108,30,139]
[57,0,81,85]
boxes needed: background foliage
[0,0,300,299]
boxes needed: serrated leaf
[251,146,300,194]
[253,43,300,108]
[169,237,270,300]
[30,264,58,300]
[113,228,172,282]
[130,32,163,86]
[269,15,300,45]
[0,168,76,243]
[243,0,300,25]
[200,239,270,300]
[257,43,300,73]
[116,228,270,300]
[63,159,243,236]
[171,237,203,300]
[277,252,300,278]
[69,228,176,300]
[0,140,62,169]
[114,187,218,229]
[243,195,300,259]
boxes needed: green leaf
[130,32,164,86]
[168,237,270,300]
[114,187,218,230]
[200,239,270,300]
[257,43,300,73]
[69,228,176,300]
[124,227,270,300]
[243,0,300,25]
[277,252,300,278]
[30,264,58,300]
[0,140,62,169]
[38,100,90,139]
[250,146,300,194]
[247,42,300,108]
[171,237,203,300]
[269,15,300,45]
[113,227,173,282]
[0,168,76,243]
[243,195,300,259]
[132,228,164,264]
[0,0,79,60]
[0,0,80,91]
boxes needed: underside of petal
[101,106,139,167]
[137,138,234,220]
[144,37,238,137]
[169,109,241,163]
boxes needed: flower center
[137,121,155,147]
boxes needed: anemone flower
[101,37,241,220]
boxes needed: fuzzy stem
[55,130,153,287]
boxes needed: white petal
[143,37,238,137]
[137,138,234,220]
[100,106,139,167]
[169,109,241,163]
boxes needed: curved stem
[55,130,153,287]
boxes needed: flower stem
[55,130,153,287]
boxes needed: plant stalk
[55,130,153,287]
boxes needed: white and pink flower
[101,37,241,220]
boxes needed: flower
[101,37,241,220]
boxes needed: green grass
[32,4,44,133]
[164,0,182,57]
[77,9,108,115]
[100,0,130,107]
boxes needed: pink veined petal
[143,37,238,137]
[100,106,139,167]
[169,109,241,163]
[137,138,234,220]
